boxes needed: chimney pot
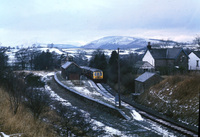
[147,42,151,50]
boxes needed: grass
[136,73,200,126]
[0,87,57,137]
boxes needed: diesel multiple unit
[80,66,103,80]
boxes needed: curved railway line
[53,71,198,136]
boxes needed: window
[197,60,199,67]
[180,55,185,62]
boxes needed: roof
[135,72,156,82]
[61,61,79,69]
[193,51,200,58]
[134,61,154,69]
[80,66,102,72]
[149,48,187,59]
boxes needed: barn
[135,72,162,94]
[61,61,82,80]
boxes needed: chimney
[66,53,69,61]
[147,42,151,50]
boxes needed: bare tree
[6,73,25,114]
[25,87,51,119]
[24,74,50,119]
[0,47,8,81]
[15,48,29,69]
[193,35,200,50]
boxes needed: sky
[0,0,200,46]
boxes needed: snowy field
[62,48,143,60]
[5,47,143,66]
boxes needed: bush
[25,88,51,119]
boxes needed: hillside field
[136,73,200,127]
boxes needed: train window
[94,72,97,76]
[97,72,99,76]
[100,72,102,76]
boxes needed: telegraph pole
[117,48,121,107]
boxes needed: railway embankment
[101,74,199,136]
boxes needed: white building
[188,51,200,70]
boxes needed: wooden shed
[135,72,162,94]
[61,61,82,80]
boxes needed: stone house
[188,51,200,71]
[61,61,82,80]
[135,72,162,94]
[142,42,189,74]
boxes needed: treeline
[88,49,142,94]
[14,48,64,70]
[1,47,65,71]
[1,46,142,94]
[0,47,53,118]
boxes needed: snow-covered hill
[81,36,188,49]
[82,36,147,49]
[82,36,167,49]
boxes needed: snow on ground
[0,132,9,137]
[27,71,180,136]
[92,120,124,136]
[131,110,143,121]
[0,132,22,137]
[39,48,64,55]
[59,77,146,122]
[44,77,128,136]
[61,79,115,106]
[45,85,72,107]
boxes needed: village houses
[142,42,189,75]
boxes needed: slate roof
[61,61,79,69]
[193,51,200,58]
[134,61,154,69]
[80,66,102,72]
[149,48,186,59]
[135,72,156,82]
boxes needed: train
[80,66,103,81]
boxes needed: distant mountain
[81,36,184,49]
[82,36,148,49]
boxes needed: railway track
[100,83,199,137]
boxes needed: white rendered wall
[142,50,155,67]
[188,52,200,70]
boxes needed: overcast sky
[0,0,200,46]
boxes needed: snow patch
[131,110,143,121]
[0,132,10,137]
[45,85,72,107]
[92,120,124,136]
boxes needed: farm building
[61,61,82,80]
[135,72,162,94]
[142,42,189,74]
